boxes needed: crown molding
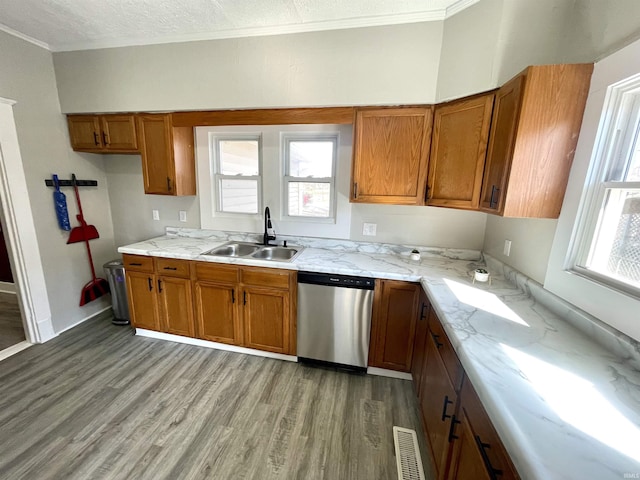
[446,0,480,17]
[0,22,50,50]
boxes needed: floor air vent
[393,426,425,480]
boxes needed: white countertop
[119,229,640,480]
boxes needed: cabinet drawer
[428,309,463,391]
[156,258,190,278]
[194,262,239,284]
[241,267,293,289]
[123,254,154,273]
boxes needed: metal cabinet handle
[231,290,235,304]
[243,291,247,305]
[489,185,500,209]
[475,436,503,480]
[431,331,443,349]
[93,132,100,146]
[130,262,142,266]
[441,395,454,422]
[167,177,172,192]
[448,414,461,442]
[147,277,153,291]
[163,267,177,270]
[157,279,163,293]
[353,182,358,199]
[420,302,428,321]
[103,131,109,145]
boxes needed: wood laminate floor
[0,317,432,479]
[0,293,25,351]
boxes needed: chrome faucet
[263,206,276,246]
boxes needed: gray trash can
[103,260,130,325]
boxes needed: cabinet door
[452,379,520,480]
[67,115,103,151]
[242,286,290,354]
[480,75,524,213]
[419,329,458,479]
[427,94,494,209]
[194,281,241,345]
[446,408,492,480]
[410,291,430,396]
[352,108,432,205]
[125,271,160,331]
[101,114,138,152]
[369,280,420,371]
[137,114,174,195]
[157,276,194,337]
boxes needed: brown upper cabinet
[427,93,495,209]
[68,114,138,153]
[137,114,196,196]
[479,64,593,218]
[351,107,433,205]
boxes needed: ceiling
[0,0,477,52]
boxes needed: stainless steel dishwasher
[297,271,375,370]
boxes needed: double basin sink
[203,241,302,262]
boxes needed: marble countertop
[119,228,640,479]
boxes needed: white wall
[104,155,199,247]
[53,22,444,113]
[545,37,640,342]
[0,30,117,334]
[475,0,640,282]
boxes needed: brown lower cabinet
[416,306,519,479]
[124,256,194,336]
[369,279,420,371]
[124,255,297,355]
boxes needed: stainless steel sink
[204,242,261,257]
[251,246,300,261]
[203,241,302,262]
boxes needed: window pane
[288,141,333,177]
[587,188,640,287]
[288,182,331,217]
[220,179,258,214]
[219,140,259,175]
[627,124,640,181]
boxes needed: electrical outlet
[179,211,187,222]
[504,239,512,256]
[152,210,159,221]
[362,223,377,236]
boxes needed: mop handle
[71,174,86,221]
[83,233,98,280]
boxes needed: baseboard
[135,329,298,363]
[0,341,31,362]
[54,307,113,336]
[0,281,16,294]
[367,366,413,380]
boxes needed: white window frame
[568,73,640,298]
[211,134,262,217]
[282,134,338,223]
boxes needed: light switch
[362,223,377,236]
[504,239,512,256]
[152,210,159,221]
[179,211,187,222]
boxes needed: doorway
[0,97,54,358]
[0,213,25,351]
